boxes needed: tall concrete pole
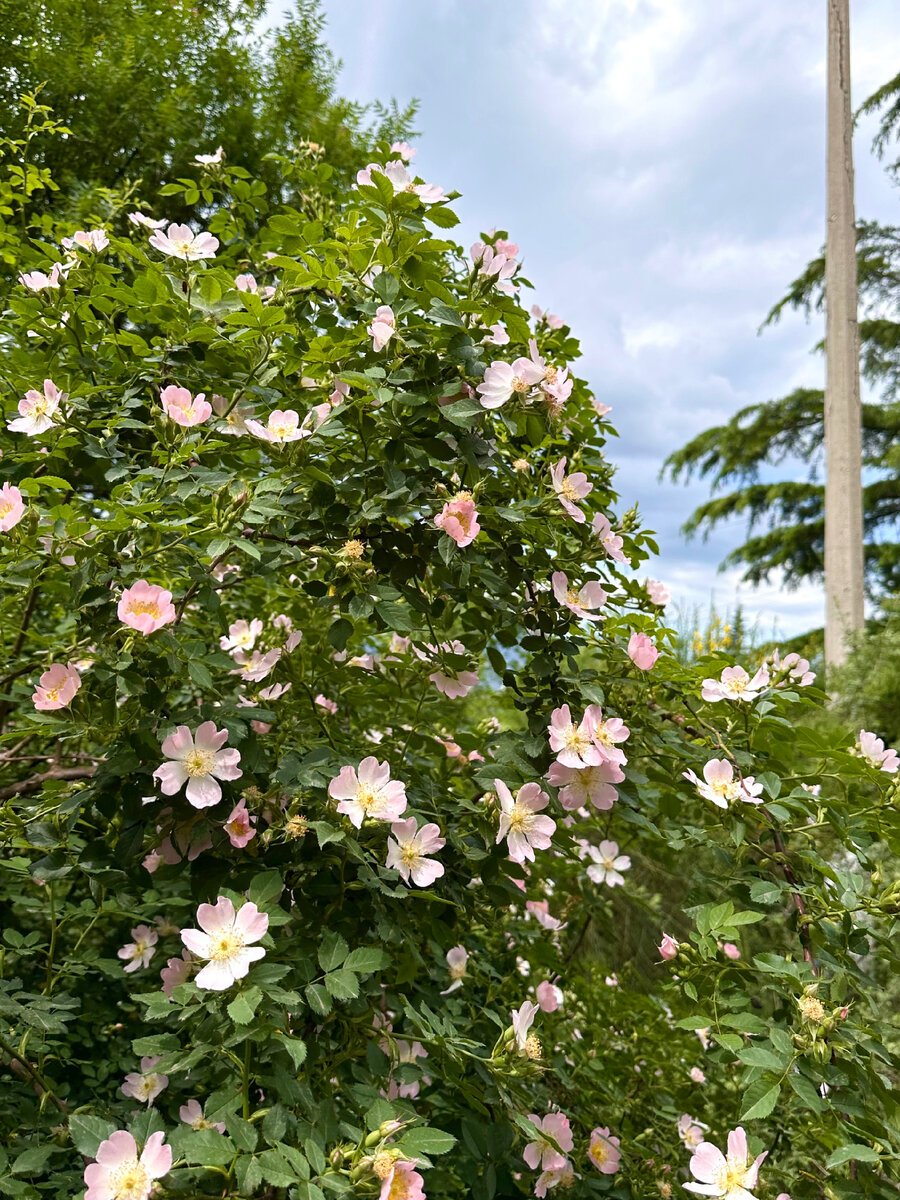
[824,0,865,669]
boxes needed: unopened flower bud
[658,934,678,961]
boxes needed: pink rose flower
[441,945,469,994]
[153,720,242,809]
[149,222,219,260]
[646,579,670,605]
[588,1127,621,1175]
[328,757,408,827]
[701,664,769,703]
[367,304,396,351]
[121,1056,168,1105]
[722,942,741,960]
[379,1160,426,1200]
[683,758,764,809]
[20,262,65,290]
[160,385,212,427]
[219,618,263,655]
[8,379,65,436]
[627,631,659,671]
[0,483,25,532]
[476,356,544,409]
[552,571,607,621]
[315,693,338,714]
[117,924,158,973]
[160,950,192,996]
[511,999,539,1051]
[536,980,563,1013]
[84,1130,171,1200]
[592,513,628,563]
[678,1114,707,1148]
[224,799,256,848]
[62,228,108,252]
[386,817,445,886]
[426,639,479,698]
[525,900,566,931]
[495,779,555,863]
[546,760,623,811]
[245,408,312,443]
[117,580,177,635]
[857,729,899,773]
[523,1112,573,1172]
[434,493,480,547]
[549,457,592,522]
[584,840,630,887]
[179,1098,226,1133]
[231,648,282,682]
[128,212,167,230]
[180,897,268,991]
[32,661,81,710]
[684,1127,767,1200]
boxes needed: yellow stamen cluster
[342,539,365,559]
[183,747,216,778]
[798,994,826,1023]
[524,1033,542,1060]
[110,1162,150,1200]
[372,1152,395,1180]
[285,814,308,840]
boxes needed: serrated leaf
[740,1082,781,1122]
[400,1127,457,1156]
[826,1145,881,1169]
[343,947,389,974]
[226,1116,259,1153]
[305,983,332,1016]
[274,1033,308,1069]
[68,1115,117,1157]
[318,931,349,972]
[324,967,359,1001]
[227,994,256,1024]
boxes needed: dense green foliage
[0,59,899,1200]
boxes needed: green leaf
[400,1127,457,1156]
[227,993,256,1025]
[740,1082,781,1122]
[248,871,283,905]
[788,1073,826,1113]
[305,983,332,1016]
[235,1155,264,1194]
[274,1033,308,1069]
[324,967,359,1001]
[11,1145,56,1175]
[304,1136,327,1175]
[226,1116,259,1153]
[258,1148,297,1186]
[426,204,460,228]
[318,931,349,972]
[737,1045,788,1071]
[68,1114,117,1157]
[343,947,389,974]
[826,1145,881,1169]
[180,1128,235,1166]
[187,658,214,689]
[428,301,465,328]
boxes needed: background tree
[663,68,900,598]
[0,0,413,224]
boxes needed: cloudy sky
[277,0,900,638]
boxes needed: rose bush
[0,95,899,1200]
